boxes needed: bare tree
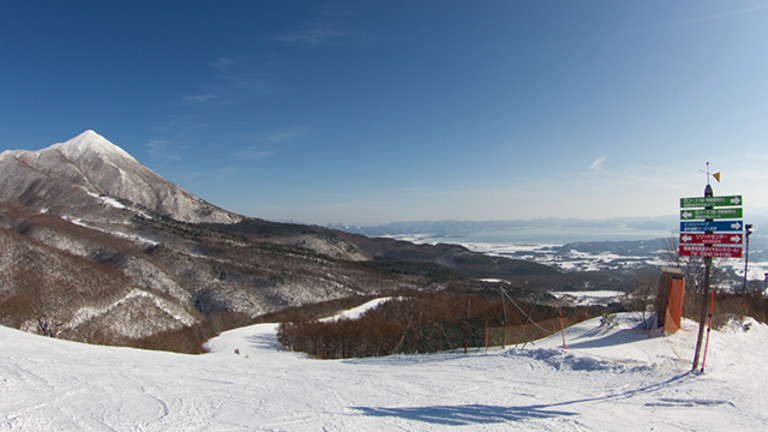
[37,316,63,337]
[629,266,658,328]
[661,236,728,294]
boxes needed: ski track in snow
[2,311,768,431]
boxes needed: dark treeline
[276,292,611,359]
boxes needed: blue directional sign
[680,220,744,233]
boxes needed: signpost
[678,197,744,259]
[680,166,744,373]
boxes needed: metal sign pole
[681,163,743,372]
[691,183,713,372]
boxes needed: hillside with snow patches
[3,299,767,431]
[1,131,571,351]
[0,130,240,225]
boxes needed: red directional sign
[679,245,743,258]
[679,233,743,245]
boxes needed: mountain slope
[0,220,203,346]
[335,230,559,278]
[0,202,414,345]
[0,130,239,224]
[0,131,563,352]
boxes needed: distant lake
[348,217,681,244]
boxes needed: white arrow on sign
[731,221,742,230]
[682,211,694,219]
[731,235,742,243]
[681,234,693,242]
[730,196,741,205]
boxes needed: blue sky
[2,1,767,225]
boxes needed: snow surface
[2,307,768,431]
[53,130,138,164]
[320,298,395,322]
[392,236,766,288]
[550,290,629,306]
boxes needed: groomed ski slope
[2,302,767,431]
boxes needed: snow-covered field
[389,234,768,284]
[550,290,629,306]
[3,305,767,431]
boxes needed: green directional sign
[680,208,743,220]
[680,195,742,208]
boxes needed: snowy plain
[391,234,768,289]
[3,298,768,431]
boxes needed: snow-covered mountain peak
[52,130,137,164]
[0,131,241,224]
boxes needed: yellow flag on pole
[713,172,721,182]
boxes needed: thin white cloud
[182,93,217,103]
[746,153,768,160]
[232,149,275,160]
[211,57,236,70]
[634,4,768,34]
[275,6,349,47]
[665,4,768,27]
[588,155,607,171]
[276,24,345,46]
[230,128,303,160]
[264,129,303,143]
[146,138,182,160]
[178,57,269,108]
[232,75,269,95]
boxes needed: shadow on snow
[354,373,692,426]
[353,404,576,426]
[565,319,663,351]
[245,333,281,351]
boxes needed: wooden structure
[656,267,686,335]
